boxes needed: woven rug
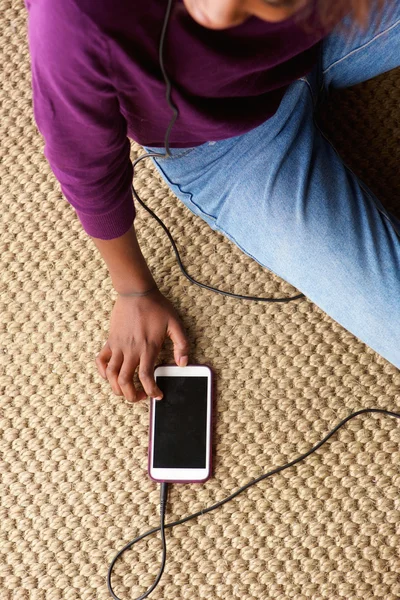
[1,2,399,599]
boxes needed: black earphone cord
[107,409,400,600]
[107,1,400,598]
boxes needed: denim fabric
[144,4,400,368]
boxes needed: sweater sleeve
[26,0,134,240]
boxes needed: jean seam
[322,17,400,75]
[359,185,400,238]
[298,76,317,108]
[313,117,400,239]
[214,220,304,296]
[215,86,399,287]
[152,157,219,224]
[152,147,199,160]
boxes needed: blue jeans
[145,6,400,368]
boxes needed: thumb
[167,317,190,367]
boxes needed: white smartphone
[148,364,213,483]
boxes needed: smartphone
[148,364,213,483]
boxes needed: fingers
[168,317,190,367]
[96,341,160,403]
[118,346,161,402]
[95,341,112,379]
[96,317,186,403]
[97,342,128,398]
[138,346,164,400]
[104,348,124,396]
[116,351,144,403]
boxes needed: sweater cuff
[75,189,136,240]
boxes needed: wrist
[116,282,159,297]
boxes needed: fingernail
[155,395,163,401]
[179,356,188,367]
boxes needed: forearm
[90,223,157,295]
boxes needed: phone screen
[153,376,208,469]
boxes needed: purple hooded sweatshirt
[25,0,332,239]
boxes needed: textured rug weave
[1,2,399,599]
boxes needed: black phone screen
[153,376,208,469]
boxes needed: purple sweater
[26,0,331,240]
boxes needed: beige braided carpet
[1,2,399,599]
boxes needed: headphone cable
[107,408,400,599]
[130,0,305,304]
[107,2,399,599]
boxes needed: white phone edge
[149,364,212,483]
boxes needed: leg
[322,1,400,89]
[144,70,400,369]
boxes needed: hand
[95,288,190,402]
